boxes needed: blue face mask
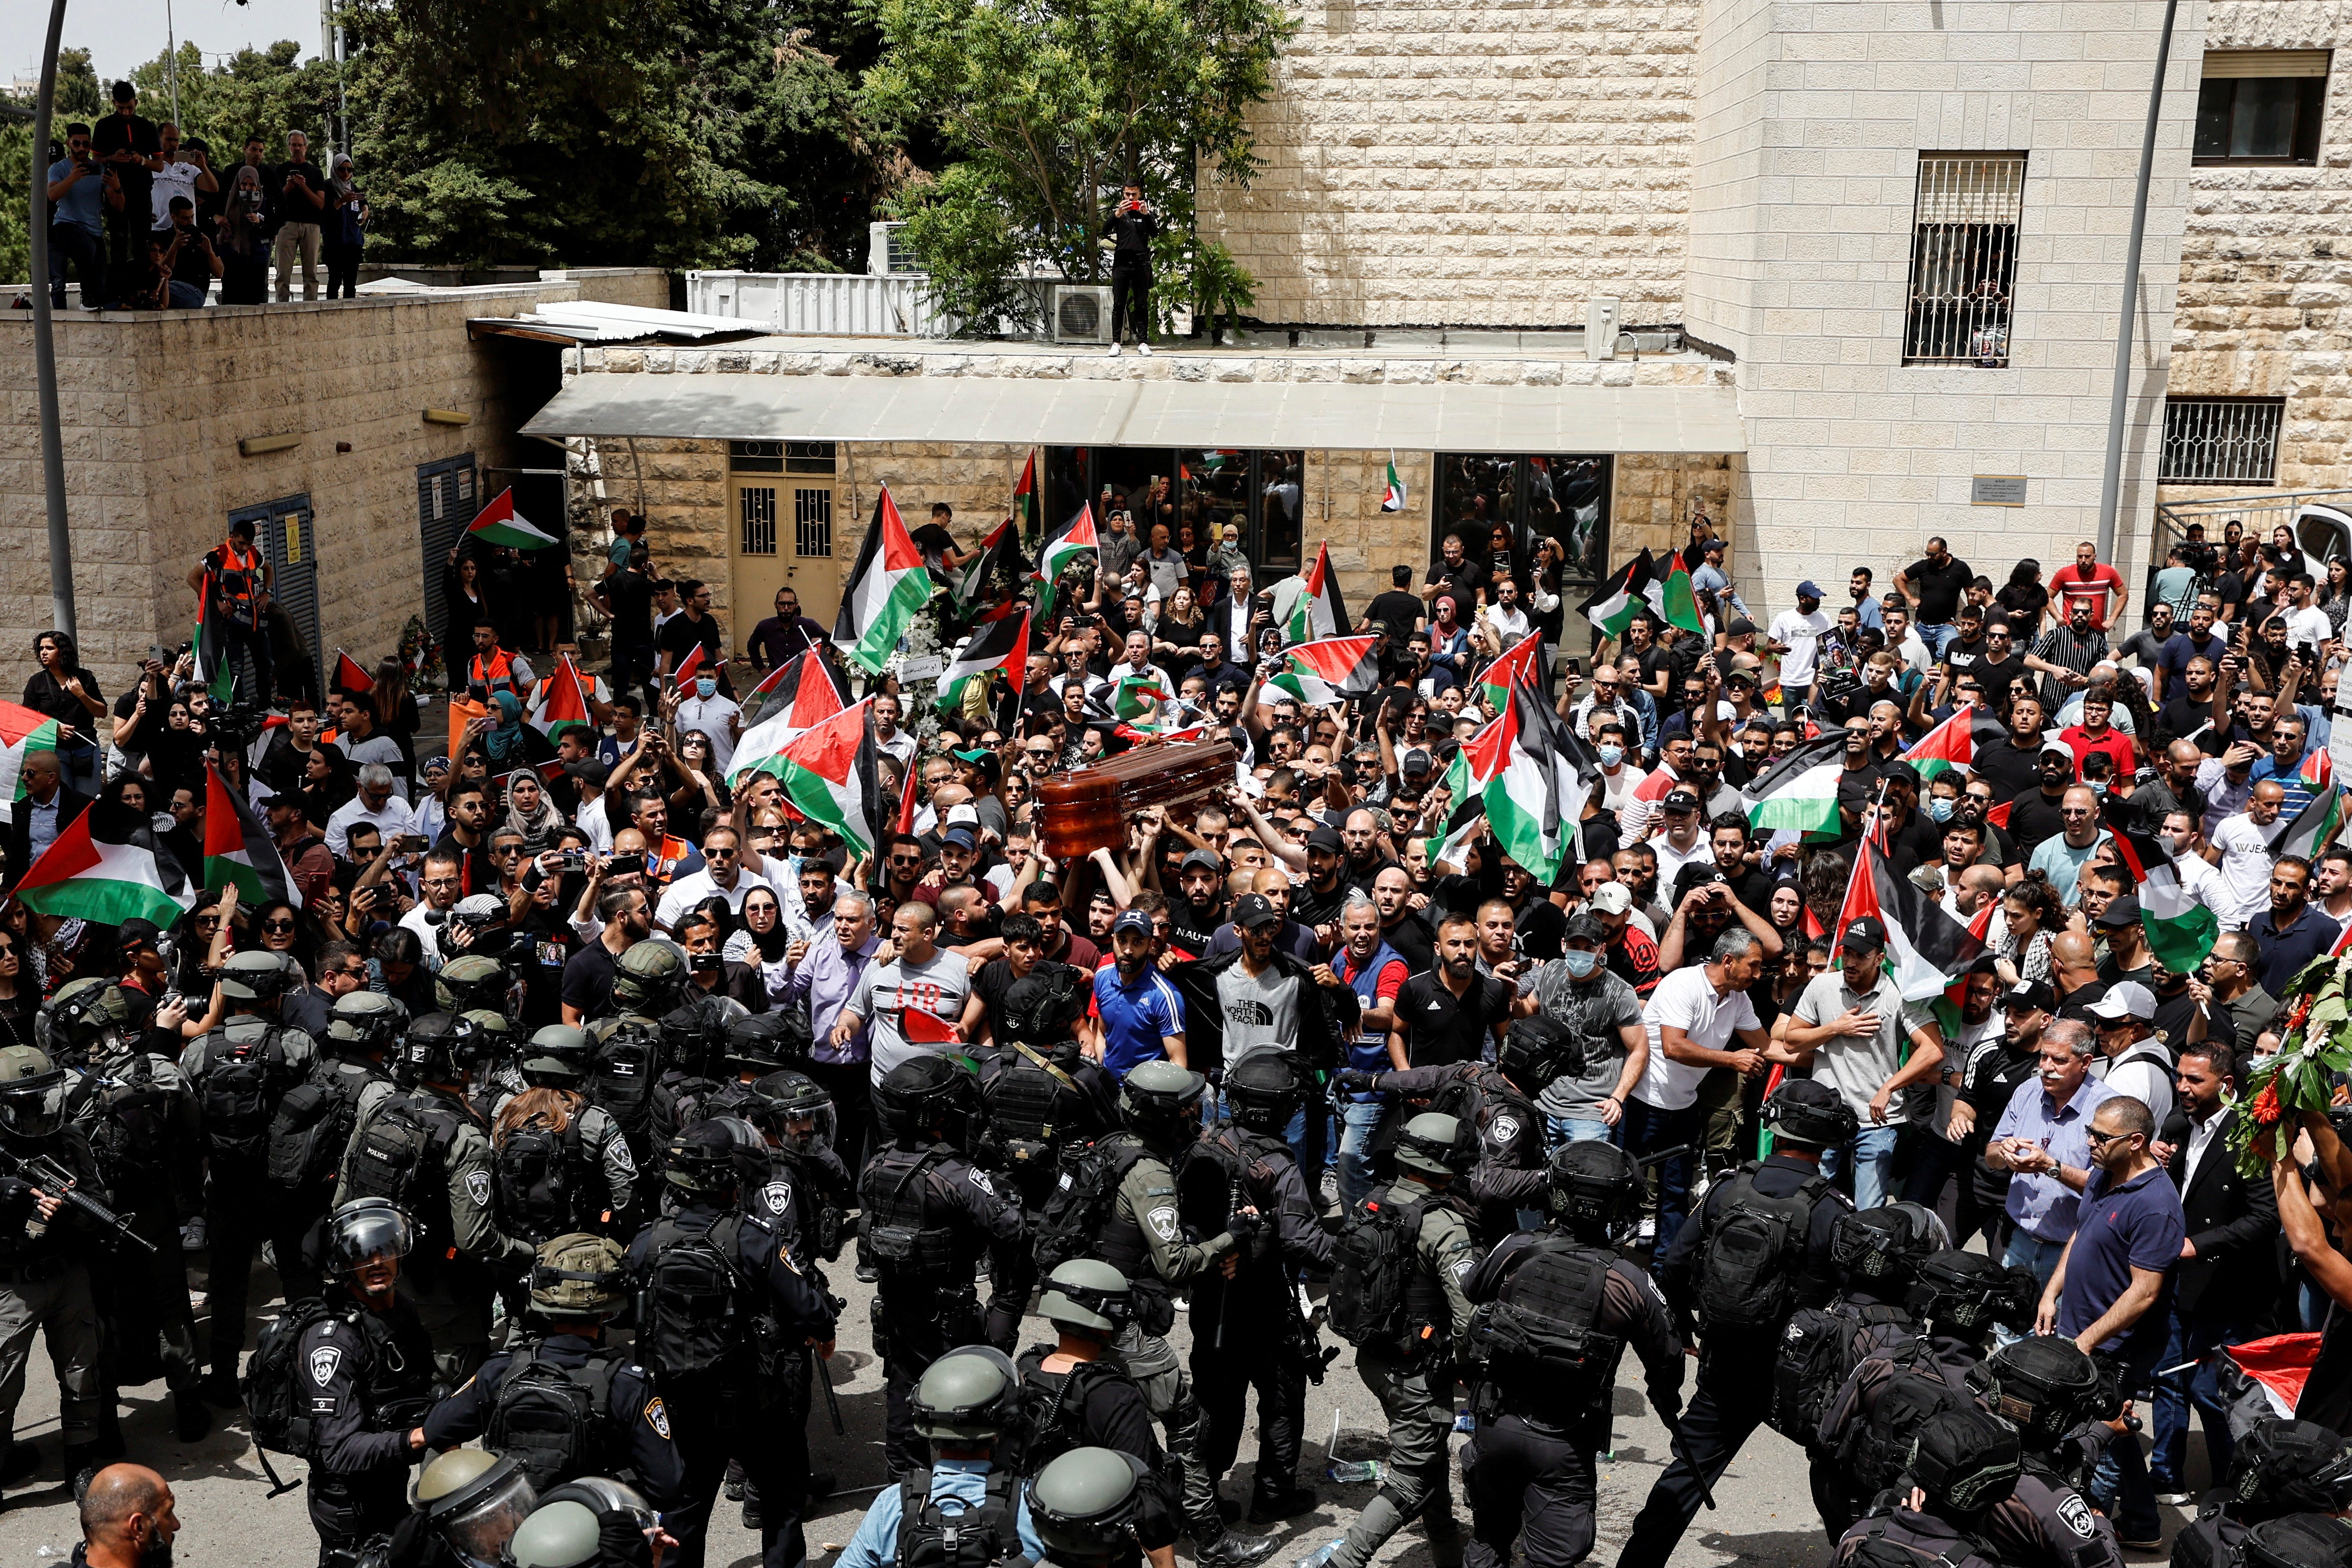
[1597,745,1624,769]
[2088,780,2108,798]
[1560,949,1601,979]
[695,677,717,699]
[1926,795,1954,823]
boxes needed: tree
[2,49,103,290]
[860,0,1292,333]
[129,42,342,163]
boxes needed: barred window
[2161,399,2284,485]
[1903,154,2026,367]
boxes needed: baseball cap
[1672,864,1726,901]
[1179,848,1225,875]
[2039,740,2075,762]
[2095,893,2142,929]
[1840,915,1888,954]
[1588,882,1632,916]
[1877,760,1920,788]
[1234,893,1282,930]
[1401,749,1433,778]
[564,759,611,787]
[2005,979,2057,1015]
[116,918,163,953]
[1306,825,1345,854]
[942,825,978,851]
[1725,617,1760,637]
[1796,580,1823,601]
[1661,788,1701,814]
[2086,980,2156,1022]
[1110,909,1154,938]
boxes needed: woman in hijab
[324,154,366,300]
[215,164,271,305]
[503,769,567,854]
[726,885,794,1005]
[482,690,531,773]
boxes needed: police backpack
[1466,1238,1619,1412]
[585,1022,660,1134]
[1837,1343,1982,1495]
[1771,1301,1916,1444]
[1327,1193,1428,1351]
[243,1299,357,1459]
[1694,1163,1838,1334]
[201,1021,299,1161]
[984,1042,1094,1173]
[1031,1134,1149,1277]
[895,1466,1026,1568]
[267,1061,376,1191]
[1838,1513,2001,1568]
[861,1145,969,1279]
[494,1105,594,1245]
[637,1214,748,1378]
[70,1056,178,1187]
[1174,1126,1283,1267]
[342,1093,464,1262]
[483,1343,623,1490]
[1018,1350,1133,1476]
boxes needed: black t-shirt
[515,911,580,1028]
[1972,654,2033,708]
[1994,582,2050,637]
[2213,570,2247,617]
[1170,899,1227,956]
[1426,558,1488,612]
[2006,787,2071,857]
[559,940,620,1023]
[1382,911,1435,975]
[270,160,329,228]
[1969,737,2042,803]
[1393,970,1514,1067]
[605,571,656,652]
[972,957,1085,1029]
[111,686,168,759]
[92,112,160,200]
[1904,556,1975,625]
[2157,692,2213,740]
[166,226,214,288]
[1366,590,1426,643]
[658,611,729,690]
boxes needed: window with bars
[739,485,778,555]
[2161,398,2284,485]
[794,487,834,557]
[1903,154,2026,366]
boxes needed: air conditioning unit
[867,221,917,277]
[1049,284,1115,345]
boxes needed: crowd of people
[9,503,2352,1568]
[43,79,366,312]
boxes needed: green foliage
[0,120,29,291]
[56,48,106,118]
[862,0,1291,333]
[129,41,343,160]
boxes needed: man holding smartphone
[90,81,159,306]
[1101,179,1157,356]
[44,123,119,310]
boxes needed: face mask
[1926,796,1954,823]
[695,677,716,699]
[2088,781,2108,798]
[1597,745,1623,768]
[1560,949,1601,980]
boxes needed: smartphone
[392,833,430,853]
[1565,658,1582,679]
[690,952,723,974]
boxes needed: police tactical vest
[1771,1300,1917,1445]
[637,1211,760,1379]
[484,1342,625,1490]
[1330,1190,1432,1353]
[1838,1512,2002,1568]
[585,1019,660,1134]
[1034,1132,1153,1279]
[1017,1351,1135,1476]
[343,1091,468,1265]
[985,1043,1093,1173]
[1837,1341,1982,1495]
[201,1019,302,1161]
[860,1144,967,1282]
[70,1054,177,1188]
[268,1058,379,1191]
[1175,1124,1288,1271]
[494,1106,598,1245]
[1469,1235,1621,1419]
[895,1469,1026,1568]
[1695,1163,1837,1335]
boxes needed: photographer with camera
[44,122,119,310]
[156,196,219,309]
[148,123,216,231]
[1102,179,1158,356]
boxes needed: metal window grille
[2161,399,2284,485]
[1904,155,2026,366]
[785,441,838,475]
[794,487,833,556]
[739,486,778,555]
[730,440,784,474]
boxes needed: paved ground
[0,1247,2205,1567]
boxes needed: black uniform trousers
[1111,264,1152,344]
[90,1190,199,1395]
[665,1377,808,1568]
[309,1471,410,1565]
[877,1279,984,1477]
[1191,1283,1306,1490]
[204,1165,312,1378]
[1463,1413,1600,1568]
[1616,1350,1773,1568]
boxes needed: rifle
[0,1145,156,1255]
[1280,1268,1340,1386]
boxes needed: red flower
[2251,1082,2284,1127]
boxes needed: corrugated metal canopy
[520,370,1746,454]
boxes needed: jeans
[166,279,208,309]
[1624,1098,1702,1269]
[1917,621,1959,660]
[2150,1309,2250,1492]
[1778,684,1811,717]
[1543,1113,1619,1151]
[48,222,106,309]
[2090,1362,2162,1544]
[1335,1098,1388,1210]
[1994,1229,2070,1349]
[1819,1122,1901,1209]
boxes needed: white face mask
[1560,949,1601,979]
[1597,745,1624,769]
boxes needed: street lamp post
[29,0,78,642]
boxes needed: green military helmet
[611,943,685,1014]
[1117,1058,1206,1139]
[46,978,152,1054]
[521,1024,592,1090]
[418,1448,536,1566]
[529,1233,630,1320]
[218,949,298,1002]
[327,990,409,1054]
[1027,1448,1152,1559]
[1393,1111,1476,1177]
[0,1044,67,1142]
[909,1346,1022,1442]
[502,1501,602,1568]
[436,954,511,1016]
[460,1009,518,1065]
[1038,1259,1133,1336]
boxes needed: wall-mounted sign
[1971,475,2027,506]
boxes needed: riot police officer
[2169,1416,2352,1568]
[742,1069,853,1269]
[583,945,685,1188]
[0,1043,111,1490]
[49,979,208,1442]
[415,1449,540,1568]
[626,1122,837,1568]
[834,1346,1047,1568]
[504,1478,675,1568]
[489,1025,639,1246]
[336,1013,534,1385]
[1968,1336,2125,1568]
[1178,1051,1332,1524]
[690,1012,800,1128]
[422,1233,685,1509]
[1833,1408,2022,1568]
[1303,1111,1482,1568]
[1457,1142,1684,1568]
[860,1054,1029,1477]
[180,948,317,1404]
[1617,1077,1857,1568]
[294,1198,438,1561]
[1029,1447,1167,1568]
[980,967,1117,1219]
[1019,1261,1178,1568]
[268,990,407,1309]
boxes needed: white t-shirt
[2285,605,2333,653]
[1637,964,1761,1111]
[150,157,205,229]
[2206,813,2277,927]
[1651,833,1714,888]
[1769,608,1832,687]
[672,693,744,776]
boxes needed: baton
[1663,1416,1715,1511]
[813,1348,847,1437]
[255,1447,304,1500]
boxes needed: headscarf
[483,690,528,769]
[221,166,265,257]
[328,155,356,202]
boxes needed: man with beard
[2248,855,2335,996]
[1391,912,1514,1068]
[1169,850,1230,954]
[1968,695,2049,803]
[2004,744,2079,859]
[1210,869,1319,963]
[73,1464,181,1568]
[2133,738,2211,836]
[1093,910,1189,1078]
[1289,826,1351,952]
[1951,979,2052,1251]
[1526,913,1650,1147]
[1831,718,1884,840]
[1338,808,1392,895]
[1369,864,1434,974]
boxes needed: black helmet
[0,1046,68,1143]
[1001,966,1087,1049]
[1968,1336,2112,1452]
[2242,1514,2352,1568]
[396,1013,469,1085]
[1497,1015,1581,1090]
[1117,1059,1207,1142]
[875,1054,979,1146]
[219,949,298,1003]
[748,1069,836,1156]
[1915,1249,2035,1333]
[909,1346,1022,1442]
[659,1006,726,1081]
[724,1011,796,1075]
[1546,1140,1643,1240]
[662,1122,740,1197]
[1222,1052,1309,1134]
[1906,1408,2021,1517]
[327,991,409,1055]
[1830,1203,1946,1287]
[328,1197,414,1273]
[1761,1077,1856,1149]
[2225,1419,2352,1519]
[1027,1448,1154,1559]
[1393,1111,1476,1177]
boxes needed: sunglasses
[333,965,367,979]
[194,915,221,929]
[492,845,523,857]
[706,846,738,859]
[262,919,298,933]
[2084,1127,2138,1148]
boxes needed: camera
[689,953,724,973]
[555,850,588,870]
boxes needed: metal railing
[2146,485,2352,618]
[2160,397,2284,485]
[1903,154,2026,366]
[685,270,950,337]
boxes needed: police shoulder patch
[969,1168,995,1196]
[761,1181,793,1215]
[1147,1205,1180,1242]
[2056,1494,2095,1539]
[464,1169,492,1207]
[643,1396,671,1440]
[309,1345,343,1386]
[1489,1114,1520,1145]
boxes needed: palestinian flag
[2270,782,2345,861]
[729,649,851,786]
[1281,542,1349,643]
[757,699,883,856]
[1011,450,1041,546]
[1381,453,1407,513]
[1901,705,1975,781]
[1742,732,1848,842]
[192,586,235,707]
[465,488,560,551]
[0,703,65,801]
[333,651,375,698]
[1034,503,1099,624]
[949,517,1022,611]
[1477,631,1545,715]
[528,654,597,739]
[1482,681,1590,882]
[2139,857,2220,975]
[13,801,188,928]
[902,1007,963,1045]
[2303,746,2335,793]
[1579,550,1657,638]
[1645,550,1708,637]
[895,751,922,836]
[1833,831,1987,1003]
[1985,799,2014,830]
[669,643,707,691]
[1277,635,1381,706]
[938,609,1030,714]
[1111,675,1170,725]
[834,486,933,675]
[202,761,301,908]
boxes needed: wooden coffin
[1035,738,1239,861]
